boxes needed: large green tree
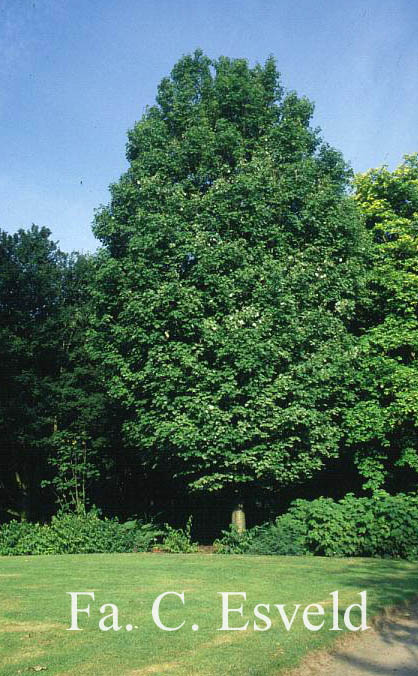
[90,51,367,518]
[348,155,418,491]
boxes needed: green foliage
[215,493,418,560]
[89,49,367,497]
[214,524,255,554]
[0,511,164,556]
[0,226,67,520]
[214,517,309,556]
[0,228,106,521]
[161,516,199,553]
[1,52,416,530]
[260,511,310,555]
[41,431,101,513]
[44,252,110,513]
[304,492,418,559]
[350,156,418,492]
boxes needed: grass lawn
[1,553,418,675]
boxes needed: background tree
[41,252,110,514]
[348,155,418,492]
[0,227,107,520]
[0,226,65,520]
[90,50,368,526]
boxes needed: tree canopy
[347,155,418,492]
[89,50,368,500]
[0,227,107,519]
[0,226,66,518]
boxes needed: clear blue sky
[1,0,417,252]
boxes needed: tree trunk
[15,470,30,521]
[231,503,246,533]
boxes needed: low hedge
[0,510,164,555]
[215,492,418,560]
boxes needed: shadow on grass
[329,604,418,675]
[315,559,418,676]
[339,558,418,608]
[290,558,418,609]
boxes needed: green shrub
[304,492,418,559]
[0,520,50,556]
[0,510,164,556]
[215,517,309,556]
[253,513,309,556]
[161,517,198,553]
[214,525,255,554]
[215,492,418,560]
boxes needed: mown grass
[1,553,417,675]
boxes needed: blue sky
[1,0,417,252]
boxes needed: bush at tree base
[214,492,418,559]
[0,510,164,555]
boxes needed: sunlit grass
[1,553,417,675]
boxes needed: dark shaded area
[323,599,418,675]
